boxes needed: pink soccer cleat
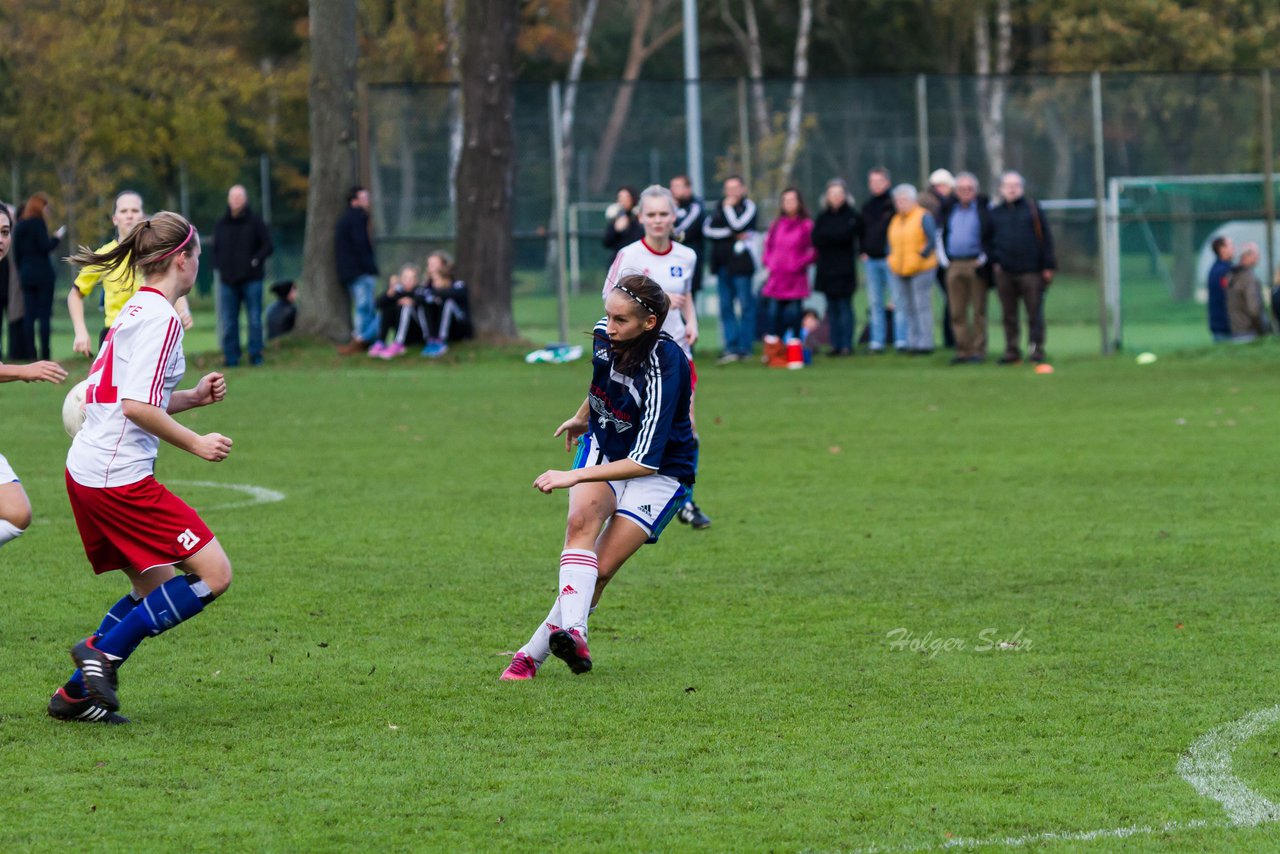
[500,651,539,681]
[367,341,387,357]
[548,628,592,674]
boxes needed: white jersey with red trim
[67,287,186,489]
[603,238,697,358]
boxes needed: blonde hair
[68,211,198,278]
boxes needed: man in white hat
[922,169,957,350]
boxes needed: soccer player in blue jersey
[502,274,695,679]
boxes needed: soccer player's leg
[0,479,32,550]
[506,479,614,680]
[676,386,711,530]
[74,542,229,711]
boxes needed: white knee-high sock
[557,548,598,634]
[519,598,562,664]
[0,520,23,548]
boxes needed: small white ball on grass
[1136,352,1157,365]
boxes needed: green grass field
[3,298,1280,852]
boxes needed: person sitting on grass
[266,280,297,341]
[420,251,470,358]
[369,263,430,359]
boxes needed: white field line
[170,480,285,511]
[1177,704,1280,826]
[850,704,1280,852]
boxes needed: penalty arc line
[851,704,1280,852]
[169,480,286,511]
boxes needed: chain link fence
[368,72,1280,354]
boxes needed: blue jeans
[767,298,804,338]
[220,279,264,365]
[827,294,854,352]
[717,270,756,356]
[864,258,907,349]
[349,275,380,343]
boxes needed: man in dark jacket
[812,178,861,355]
[213,185,274,366]
[1206,235,1234,342]
[939,172,994,363]
[670,175,706,297]
[702,175,758,362]
[335,186,381,354]
[860,167,901,352]
[989,171,1056,363]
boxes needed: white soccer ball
[62,379,90,438]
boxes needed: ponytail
[67,210,198,278]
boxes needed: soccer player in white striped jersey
[603,185,711,529]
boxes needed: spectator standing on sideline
[989,171,1056,364]
[70,192,194,357]
[761,188,815,338]
[335,187,381,354]
[921,169,957,350]
[703,175,759,363]
[1206,235,1234,343]
[940,172,993,364]
[860,167,901,352]
[2,201,26,360]
[266,281,297,340]
[0,201,11,357]
[213,185,274,367]
[811,178,861,356]
[886,184,938,354]
[13,193,65,361]
[1227,243,1266,342]
[602,186,642,263]
[670,175,706,297]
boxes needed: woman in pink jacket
[761,188,815,337]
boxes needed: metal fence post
[550,81,570,346]
[1091,71,1112,355]
[1263,69,1276,299]
[916,74,929,187]
[737,77,752,187]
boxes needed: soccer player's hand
[533,469,576,493]
[192,372,228,407]
[667,293,687,309]
[72,333,94,358]
[193,432,233,462]
[20,361,68,383]
[180,311,195,330]
[685,324,699,347]
[553,416,589,452]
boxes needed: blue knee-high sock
[95,576,213,663]
[64,592,142,698]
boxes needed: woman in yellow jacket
[885,184,939,354]
[68,191,192,356]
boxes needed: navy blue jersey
[588,319,696,482]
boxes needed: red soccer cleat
[548,628,592,674]
[500,651,539,681]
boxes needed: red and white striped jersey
[67,287,185,488]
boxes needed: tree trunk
[455,0,518,340]
[445,0,462,208]
[975,0,1010,191]
[588,0,679,196]
[742,0,769,147]
[778,0,814,187]
[298,0,360,342]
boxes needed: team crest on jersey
[589,393,633,432]
[670,266,684,278]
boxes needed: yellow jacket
[887,206,938,278]
[74,239,139,327]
